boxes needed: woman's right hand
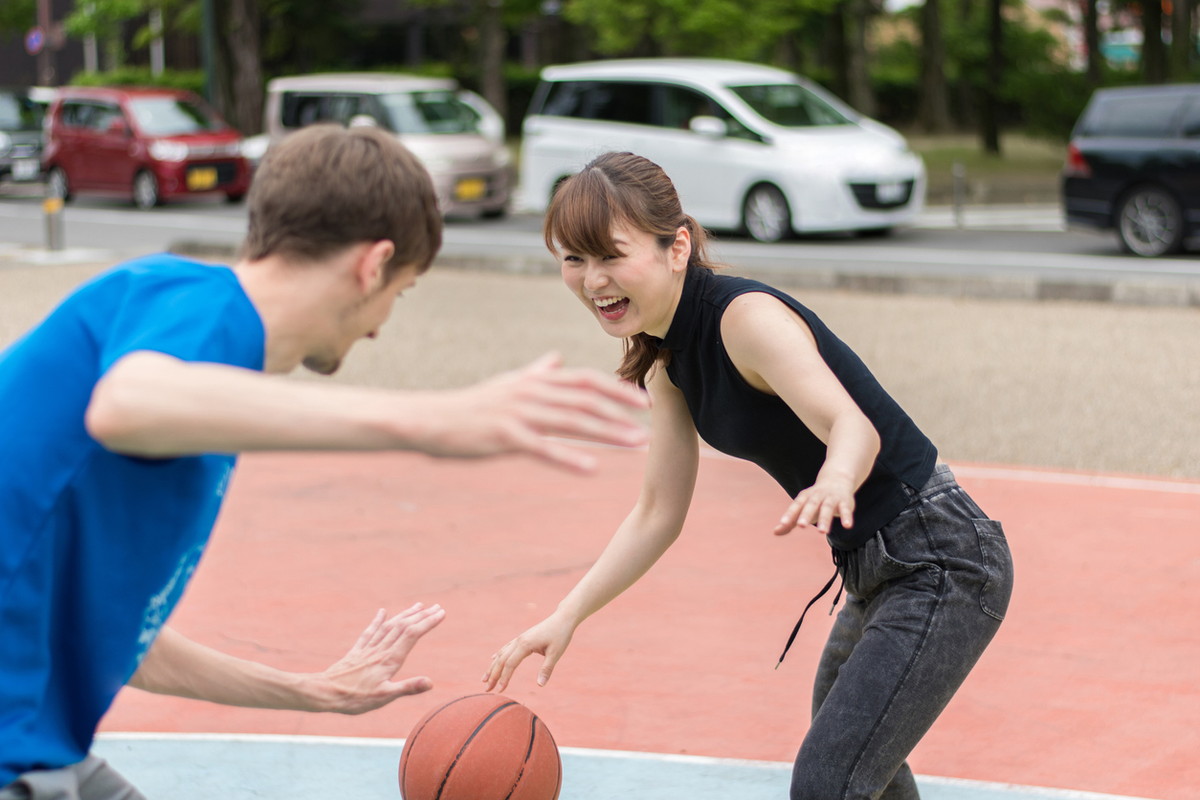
[483,612,577,692]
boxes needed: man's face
[302,263,420,376]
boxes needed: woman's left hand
[774,476,856,536]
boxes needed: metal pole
[952,161,967,230]
[43,195,64,252]
[36,0,54,85]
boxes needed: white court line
[95,732,1164,800]
[559,439,1200,496]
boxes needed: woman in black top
[484,152,1013,800]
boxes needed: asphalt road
[3,188,1200,300]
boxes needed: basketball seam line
[401,694,484,798]
[434,701,518,800]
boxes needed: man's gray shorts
[0,757,146,800]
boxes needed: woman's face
[558,222,691,339]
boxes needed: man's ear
[356,240,396,293]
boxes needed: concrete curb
[141,240,1200,310]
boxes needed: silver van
[263,73,512,218]
[520,59,925,242]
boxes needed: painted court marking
[94,733,1163,800]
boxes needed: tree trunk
[479,0,507,129]
[846,0,876,116]
[918,0,952,132]
[1170,0,1193,80]
[826,4,849,101]
[1084,0,1102,86]
[955,0,974,129]
[980,0,1002,154]
[1142,0,1166,83]
[225,0,263,135]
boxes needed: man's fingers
[387,676,434,698]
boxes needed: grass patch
[903,131,1065,204]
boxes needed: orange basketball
[399,693,562,800]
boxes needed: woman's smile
[593,295,631,321]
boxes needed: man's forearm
[85,351,442,458]
[128,626,333,712]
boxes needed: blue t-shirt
[0,254,264,784]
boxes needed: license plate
[876,181,905,203]
[454,177,487,202]
[186,166,218,191]
[12,158,39,181]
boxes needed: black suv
[0,87,45,185]
[1062,84,1200,257]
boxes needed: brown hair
[241,124,443,280]
[544,152,719,387]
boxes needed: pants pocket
[973,518,1013,622]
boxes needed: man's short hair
[242,124,443,278]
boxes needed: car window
[537,81,654,126]
[0,92,42,132]
[1175,98,1200,137]
[127,97,222,136]
[1080,93,1183,138]
[659,84,760,141]
[729,83,853,127]
[377,91,481,135]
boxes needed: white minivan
[519,59,926,241]
[263,73,512,218]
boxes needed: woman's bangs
[545,174,623,258]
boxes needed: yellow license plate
[454,177,487,202]
[187,167,218,191]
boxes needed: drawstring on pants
[776,549,845,668]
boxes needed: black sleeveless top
[654,268,937,551]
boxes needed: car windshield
[0,92,43,132]
[378,90,481,135]
[127,97,224,136]
[729,83,853,127]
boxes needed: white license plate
[12,158,39,181]
[876,181,905,203]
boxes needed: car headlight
[149,140,189,162]
[493,147,512,169]
[425,160,455,174]
[0,132,11,156]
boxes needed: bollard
[43,195,64,252]
[951,161,967,230]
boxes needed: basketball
[399,693,562,800]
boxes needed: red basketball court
[99,445,1199,800]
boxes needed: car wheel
[132,170,161,210]
[46,166,71,202]
[224,192,246,204]
[1116,185,1184,257]
[743,184,791,243]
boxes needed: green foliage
[871,0,1094,139]
[70,66,206,94]
[0,0,37,36]
[564,0,838,60]
[64,0,144,40]
[260,0,366,73]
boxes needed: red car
[42,86,251,209]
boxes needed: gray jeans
[792,464,1014,800]
[0,757,145,800]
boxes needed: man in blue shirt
[0,124,649,800]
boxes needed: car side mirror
[689,115,726,138]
